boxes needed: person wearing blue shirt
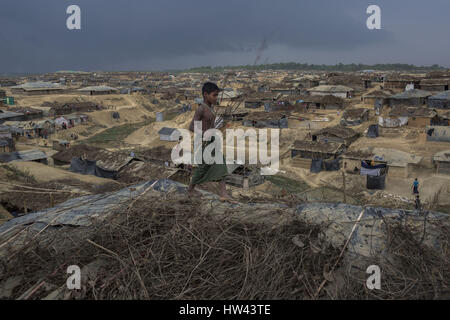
[412,178,419,194]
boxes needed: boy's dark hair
[202,82,220,96]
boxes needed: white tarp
[378,116,408,128]
[54,117,68,126]
[360,167,380,176]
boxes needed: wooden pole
[342,171,347,203]
[50,193,54,207]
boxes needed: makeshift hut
[433,150,450,174]
[0,110,24,124]
[140,146,178,167]
[419,79,450,92]
[340,108,369,126]
[270,85,300,95]
[156,112,164,122]
[0,149,47,164]
[363,161,388,190]
[290,140,344,171]
[320,95,345,109]
[7,107,43,121]
[264,101,295,112]
[10,82,65,95]
[158,127,181,142]
[388,106,436,128]
[366,124,379,138]
[389,89,432,107]
[77,85,119,95]
[0,126,14,152]
[52,144,137,179]
[362,90,393,106]
[349,147,422,179]
[383,75,420,90]
[242,112,288,128]
[47,102,99,116]
[427,91,450,109]
[312,125,359,146]
[54,117,69,129]
[307,85,354,98]
[224,164,265,189]
[426,126,450,142]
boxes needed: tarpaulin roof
[78,85,118,92]
[308,85,354,93]
[429,90,450,100]
[158,127,178,135]
[390,89,432,99]
[0,149,47,163]
[11,81,65,91]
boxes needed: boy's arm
[189,105,203,132]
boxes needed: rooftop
[433,150,450,162]
[158,127,179,135]
[0,110,24,120]
[11,81,65,91]
[52,144,132,171]
[243,111,287,121]
[429,90,450,100]
[342,108,369,119]
[291,140,344,154]
[363,90,394,98]
[390,89,432,99]
[389,106,436,117]
[0,149,47,163]
[78,85,119,92]
[308,85,354,93]
[313,125,359,139]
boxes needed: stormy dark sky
[0,0,449,73]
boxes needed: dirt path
[2,162,112,185]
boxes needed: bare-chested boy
[187,82,236,203]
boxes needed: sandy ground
[2,162,112,185]
[125,111,193,147]
[388,175,450,204]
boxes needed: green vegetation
[85,120,152,146]
[78,124,108,137]
[265,175,310,194]
[180,62,445,73]
[4,165,37,184]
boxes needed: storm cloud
[0,0,449,73]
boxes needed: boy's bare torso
[189,103,216,133]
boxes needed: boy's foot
[187,188,202,197]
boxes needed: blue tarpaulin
[310,159,323,173]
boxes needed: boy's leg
[187,183,202,196]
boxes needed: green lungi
[191,140,228,185]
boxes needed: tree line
[181,62,445,73]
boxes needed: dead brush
[0,193,448,300]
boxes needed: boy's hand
[203,130,214,140]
